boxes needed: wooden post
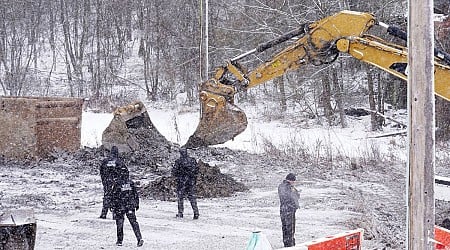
[407,0,436,249]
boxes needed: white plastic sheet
[246,231,273,250]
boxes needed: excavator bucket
[102,101,169,152]
[185,89,247,148]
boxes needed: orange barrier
[295,229,363,250]
[273,226,450,249]
[435,226,450,249]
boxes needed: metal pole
[199,0,208,81]
[407,0,436,249]
[205,0,208,79]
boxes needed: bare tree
[0,0,43,96]
[366,65,379,131]
[321,68,333,126]
[333,62,347,128]
[276,76,287,112]
[59,0,92,97]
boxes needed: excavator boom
[185,10,450,148]
[185,11,375,148]
[336,35,450,101]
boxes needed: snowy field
[2,102,416,250]
[67,102,409,249]
[4,162,363,250]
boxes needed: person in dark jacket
[278,173,300,247]
[99,146,124,219]
[172,147,199,219]
[110,169,144,247]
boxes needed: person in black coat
[110,169,143,247]
[278,173,300,247]
[99,146,125,219]
[172,147,199,219]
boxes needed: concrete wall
[0,96,84,159]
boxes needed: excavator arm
[336,34,450,101]
[185,10,450,148]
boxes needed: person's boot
[137,239,144,247]
[177,197,184,217]
[99,208,108,219]
[176,213,183,218]
[116,241,122,246]
[190,197,199,220]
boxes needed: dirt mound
[50,143,249,201]
[73,101,250,199]
[102,101,171,153]
[139,160,249,201]
[65,133,249,201]
[0,101,250,201]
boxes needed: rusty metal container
[0,209,36,250]
[0,96,84,159]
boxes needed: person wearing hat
[278,173,300,247]
[172,147,199,219]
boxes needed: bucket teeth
[185,92,247,148]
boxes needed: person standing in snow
[278,173,300,247]
[110,167,144,247]
[172,147,199,219]
[99,145,126,219]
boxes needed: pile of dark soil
[139,160,249,201]
[96,104,250,199]
[0,102,249,203]
[66,106,250,200]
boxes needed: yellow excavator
[185,10,450,148]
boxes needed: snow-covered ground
[3,162,362,250]
[3,102,419,250]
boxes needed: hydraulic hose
[380,22,450,66]
[231,24,307,62]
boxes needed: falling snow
[1,101,449,249]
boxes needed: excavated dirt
[96,104,249,199]
[140,160,249,201]
[2,109,450,248]
[68,147,250,201]
[0,146,250,204]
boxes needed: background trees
[0,0,448,136]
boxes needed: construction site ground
[0,152,363,249]
[2,104,450,249]
[1,145,449,250]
